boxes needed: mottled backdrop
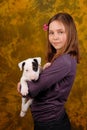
[0,0,87,130]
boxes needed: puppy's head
[18,57,41,81]
[18,57,41,71]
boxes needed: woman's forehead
[49,20,65,31]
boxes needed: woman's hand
[17,82,22,95]
[43,62,51,70]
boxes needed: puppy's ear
[32,59,38,72]
[35,57,41,65]
[18,61,25,71]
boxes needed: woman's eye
[49,32,54,35]
[58,31,63,34]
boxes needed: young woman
[17,12,80,130]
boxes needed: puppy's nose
[32,79,37,82]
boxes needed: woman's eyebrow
[49,28,65,31]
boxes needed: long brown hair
[46,12,80,63]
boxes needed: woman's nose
[53,33,59,40]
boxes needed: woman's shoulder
[55,54,76,68]
[61,54,71,64]
[56,54,71,64]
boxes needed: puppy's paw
[20,111,26,117]
[21,87,28,96]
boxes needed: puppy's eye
[25,69,28,72]
[32,59,38,72]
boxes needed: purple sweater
[28,54,77,122]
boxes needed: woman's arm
[27,55,71,98]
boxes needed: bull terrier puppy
[18,57,41,117]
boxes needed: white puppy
[18,57,41,117]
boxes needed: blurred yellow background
[0,0,87,130]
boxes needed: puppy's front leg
[20,77,28,96]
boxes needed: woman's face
[49,20,67,51]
